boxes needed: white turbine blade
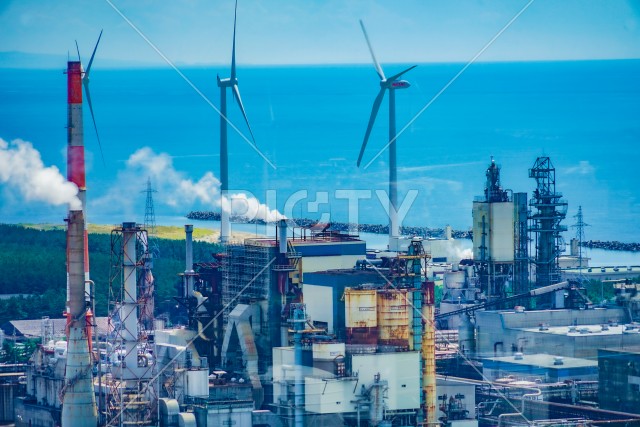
[357,87,385,167]
[85,29,103,78]
[386,65,417,83]
[83,76,105,166]
[82,30,105,166]
[232,84,255,144]
[359,19,385,81]
[230,0,238,81]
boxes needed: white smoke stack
[0,138,81,210]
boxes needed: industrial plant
[2,6,640,427]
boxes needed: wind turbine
[357,20,416,250]
[76,30,105,166]
[217,0,255,244]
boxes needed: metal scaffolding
[105,223,157,426]
[221,242,273,324]
[513,192,530,297]
[528,157,568,291]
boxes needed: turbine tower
[217,0,255,243]
[357,20,416,250]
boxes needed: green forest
[0,224,221,326]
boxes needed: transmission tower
[142,177,160,258]
[571,205,590,270]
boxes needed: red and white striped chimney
[67,60,90,303]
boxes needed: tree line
[0,224,220,326]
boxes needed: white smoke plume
[0,138,81,210]
[224,192,283,222]
[100,147,283,221]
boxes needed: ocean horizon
[1,59,639,244]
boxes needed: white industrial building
[475,307,640,358]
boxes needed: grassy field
[21,223,214,240]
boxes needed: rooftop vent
[514,352,524,360]
[553,356,564,365]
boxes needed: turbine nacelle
[383,79,411,90]
[357,20,416,168]
[217,75,237,88]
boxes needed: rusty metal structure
[422,280,437,426]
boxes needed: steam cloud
[101,147,282,221]
[0,138,81,210]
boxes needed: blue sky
[1,0,639,66]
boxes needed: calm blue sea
[0,60,639,244]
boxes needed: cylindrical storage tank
[443,270,465,290]
[377,289,411,348]
[186,370,209,398]
[159,398,179,427]
[345,289,378,344]
[345,289,377,327]
[178,412,197,427]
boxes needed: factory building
[303,269,388,337]
[598,347,640,414]
[272,345,421,426]
[483,353,598,383]
[435,377,477,427]
[472,158,528,301]
[218,225,367,407]
[474,307,640,358]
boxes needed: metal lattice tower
[142,177,160,258]
[528,157,568,289]
[105,223,157,426]
[571,205,590,270]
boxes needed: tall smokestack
[118,222,144,379]
[61,210,98,426]
[66,60,91,303]
[184,225,195,297]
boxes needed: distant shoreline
[186,211,640,252]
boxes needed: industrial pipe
[421,281,437,425]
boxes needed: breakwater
[186,211,639,252]
[186,211,472,239]
[581,240,640,253]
